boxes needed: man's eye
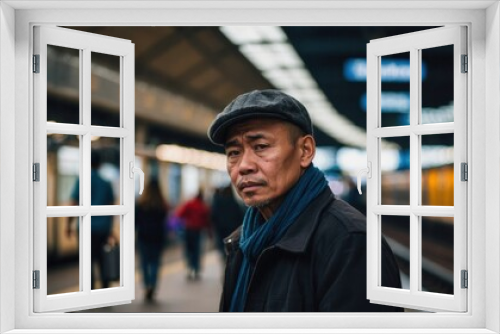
[254,144,268,151]
[226,150,239,157]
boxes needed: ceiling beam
[135,26,202,65]
[179,28,273,95]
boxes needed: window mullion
[89,205,129,216]
[373,205,411,215]
[90,126,129,138]
[413,123,454,135]
[46,123,88,136]
[81,47,92,294]
[373,126,411,138]
[409,48,420,294]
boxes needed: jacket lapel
[275,188,335,253]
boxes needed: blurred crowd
[134,178,245,302]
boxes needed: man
[68,149,116,289]
[176,191,211,280]
[207,89,402,312]
[210,185,245,259]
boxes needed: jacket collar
[275,187,334,253]
[223,187,335,255]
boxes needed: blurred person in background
[135,177,169,301]
[175,190,211,280]
[211,185,245,260]
[208,89,402,312]
[67,149,115,290]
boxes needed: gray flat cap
[207,89,313,145]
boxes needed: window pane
[47,135,80,206]
[381,136,410,205]
[91,215,121,290]
[421,216,454,294]
[421,133,454,206]
[91,137,121,205]
[47,45,80,124]
[380,52,410,127]
[421,45,454,124]
[91,52,120,127]
[381,215,409,290]
[47,217,80,295]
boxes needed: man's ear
[299,135,316,168]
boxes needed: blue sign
[360,92,410,113]
[344,58,427,82]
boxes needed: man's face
[224,118,308,218]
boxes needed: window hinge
[33,270,40,289]
[461,54,468,73]
[461,270,468,289]
[461,162,468,181]
[33,54,40,73]
[33,163,40,182]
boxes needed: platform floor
[80,248,224,313]
[46,242,224,313]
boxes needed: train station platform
[66,244,224,313]
[49,241,412,314]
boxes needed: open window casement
[33,26,141,312]
[365,26,467,312]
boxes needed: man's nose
[238,150,257,175]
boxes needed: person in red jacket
[176,191,211,280]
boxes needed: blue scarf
[229,164,328,312]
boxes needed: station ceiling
[70,26,452,151]
[73,26,273,108]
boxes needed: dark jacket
[135,204,167,244]
[220,188,403,312]
[211,187,245,239]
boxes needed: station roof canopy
[70,25,453,150]
[75,26,273,109]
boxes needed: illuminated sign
[344,58,427,82]
[360,92,410,113]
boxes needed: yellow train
[381,164,454,208]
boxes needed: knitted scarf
[229,164,328,312]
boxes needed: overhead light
[269,43,303,67]
[239,44,278,71]
[263,67,317,90]
[239,43,302,71]
[284,87,324,103]
[262,68,296,89]
[256,26,288,43]
[156,144,226,171]
[220,26,397,150]
[220,26,286,44]
[286,68,317,88]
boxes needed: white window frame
[366,26,468,312]
[33,26,136,313]
[0,1,498,333]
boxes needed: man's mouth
[238,181,265,192]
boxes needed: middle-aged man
[207,89,403,312]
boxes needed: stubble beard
[240,193,272,210]
[252,198,272,209]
